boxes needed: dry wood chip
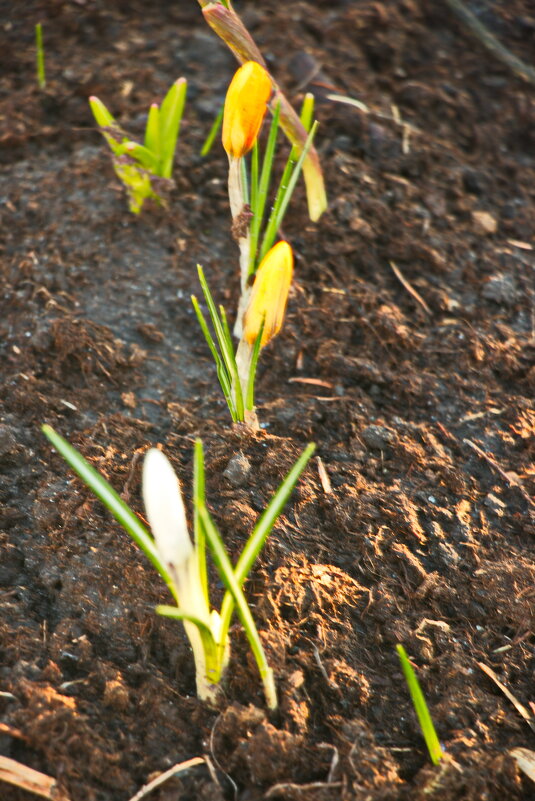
[510,748,535,783]
[0,756,71,801]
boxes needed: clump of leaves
[43,424,315,708]
[89,78,187,213]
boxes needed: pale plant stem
[228,156,252,336]
[234,339,259,430]
[171,555,224,703]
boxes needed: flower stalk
[193,240,293,430]
[200,1,327,221]
[42,425,316,709]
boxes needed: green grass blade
[396,644,443,765]
[218,443,315,651]
[144,103,160,157]
[235,443,316,585]
[198,506,277,709]
[159,78,187,178]
[268,95,313,229]
[250,142,259,222]
[219,305,244,417]
[193,439,209,603]
[191,294,237,421]
[89,96,116,129]
[240,156,249,207]
[196,266,244,420]
[41,424,177,602]
[124,142,160,172]
[249,101,281,274]
[259,121,318,262]
[201,102,224,157]
[299,92,315,133]
[245,320,265,411]
[156,605,214,640]
[35,23,46,90]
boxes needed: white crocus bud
[142,448,221,703]
[142,448,193,571]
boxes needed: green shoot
[200,0,327,220]
[191,265,264,429]
[35,23,46,90]
[89,78,187,213]
[200,102,224,156]
[396,644,444,765]
[42,424,315,708]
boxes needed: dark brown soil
[1,1,535,800]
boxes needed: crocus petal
[222,61,272,159]
[142,448,193,569]
[243,240,293,348]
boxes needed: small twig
[478,662,535,734]
[464,438,535,512]
[316,456,332,494]
[443,0,535,86]
[265,780,343,799]
[127,758,206,801]
[0,756,71,801]
[389,261,432,315]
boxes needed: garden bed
[1,1,534,799]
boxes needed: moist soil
[1,2,535,800]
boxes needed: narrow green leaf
[193,439,209,602]
[123,142,160,172]
[235,443,316,585]
[396,644,443,765]
[199,506,277,709]
[200,102,224,157]
[196,266,244,420]
[41,425,177,602]
[260,121,318,262]
[156,605,214,640]
[191,294,237,421]
[245,319,265,411]
[89,96,116,129]
[266,95,313,231]
[299,92,315,133]
[144,103,160,156]
[218,443,315,655]
[250,142,259,222]
[240,156,249,207]
[159,78,187,178]
[35,23,46,90]
[249,101,281,274]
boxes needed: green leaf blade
[396,644,443,765]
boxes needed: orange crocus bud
[243,241,293,348]
[222,61,272,159]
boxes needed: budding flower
[142,448,193,570]
[243,241,293,348]
[222,61,272,159]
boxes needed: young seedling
[35,23,46,90]
[192,240,293,430]
[396,644,444,765]
[221,62,317,334]
[42,424,315,708]
[89,78,187,213]
[197,0,327,222]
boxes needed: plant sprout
[396,644,444,765]
[198,0,327,222]
[35,23,46,90]
[42,424,315,708]
[192,240,293,430]
[89,78,187,213]
[221,62,317,334]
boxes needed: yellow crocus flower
[243,241,293,347]
[222,61,272,159]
